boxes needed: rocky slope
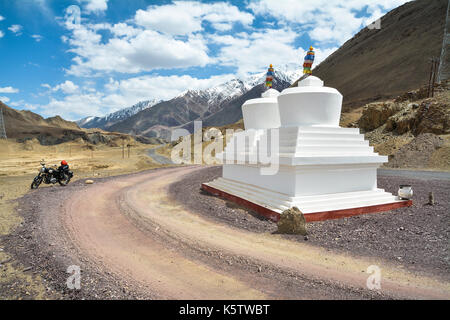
[358,81,450,170]
[292,0,448,110]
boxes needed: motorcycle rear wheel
[58,174,71,186]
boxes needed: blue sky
[0,0,408,120]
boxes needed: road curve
[147,145,174,165]
[62,166,450,299]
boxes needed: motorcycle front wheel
[58,174,71,186]
[31,176,43,189]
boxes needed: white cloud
[8,24,23,35]
[41,81,80,94]
[248,0,409,45]
[105,73,234,103]
[51,81,80,94]
[212,28,303,77]
[0,86,19,93]
[62,1,255,76]
[78,0,109,14]
[0,30,4,38]
[65,22,210,76]
[40,93,104,120]
[0,15,4,21]
[135,1,253,35]
[0,96,10,103]
[31,34,43,42]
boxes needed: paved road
[147,145,174,165]
[378,168,450,181]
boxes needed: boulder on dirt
[277,207,307,235]
[85,180,94,184]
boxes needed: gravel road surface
[2,166,449,299]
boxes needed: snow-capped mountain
[106,67,301,139]
[173,66,302,112]
[177,78,250,115]
[78,66,302,136]
[77,99,161,129]
[244,64,303,88]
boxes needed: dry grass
[0,139,166,299]
[0,139,164,177]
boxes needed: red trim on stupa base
[201,183,413,223]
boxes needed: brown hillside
[293,0,448,110]
[0,102,85,142]
[0,102,161,146]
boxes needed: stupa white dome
[242,88,280,130]
[278,76,343,127]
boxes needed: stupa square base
[201,179,412,223]
[223,163,379,197]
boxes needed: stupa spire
[303,46,315,75]
[265,64,274,89]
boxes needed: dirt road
[6,166,450,299]
[147,145,174,165]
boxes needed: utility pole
[427,57,440,98]
[427,59,434,97]
[438,0,450,83]
[122,137,125,159]
[432,58,439,97]
[0,106,7,140]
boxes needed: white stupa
[202,76,411,222]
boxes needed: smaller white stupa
[202,63,411,222]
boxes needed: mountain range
[78,67,302,139]
[77,98,161,129]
